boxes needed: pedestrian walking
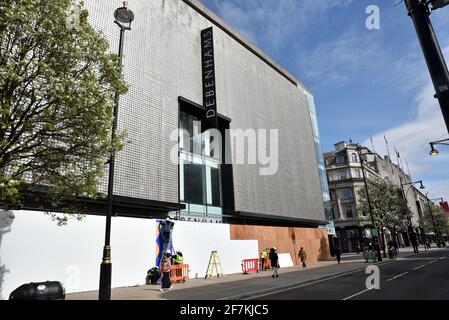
[160,252,172,292]
[298,247,307,268]
[411,233,419,254]
[269,247,279,278]
[334,246,341,264]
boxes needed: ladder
[205,251,224,279]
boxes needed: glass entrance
[179,111,223,222]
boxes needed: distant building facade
[324,141,425,253]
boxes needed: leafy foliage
[356,176,408,231]
[420,204,449,236]
[0,0,128,224]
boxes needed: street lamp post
[415,197,428,251]
[99,1,134,301]
[404,0,449,134]
[401,180,425,224]
[400,180,425,252]
[356,147,382,262]
[427,197,444,247]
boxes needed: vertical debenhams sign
[201,27,218,132]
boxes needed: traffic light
[431,0,449,10]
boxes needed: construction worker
[174,251,184,265]
[265,248,271,269]
[260,249,267,271]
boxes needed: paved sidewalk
[67,247,439,300]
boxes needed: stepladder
[205,251,224,279]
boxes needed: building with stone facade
[324,141,426,253]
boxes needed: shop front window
[179,111,223,220]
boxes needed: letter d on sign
[365,265,380,290]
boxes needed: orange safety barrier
[170,264,189,282]
[242,259,260,274]
[263,257,271,270]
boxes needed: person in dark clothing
[298,247,307,268]
[411,232,419,254]
[160,252,172,292]
[334,246,342,264]
[269,247,279,278]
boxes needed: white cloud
[298,30,384,87]
[364,49,449,201]
[425,179,449,201]
[207,0,356,51]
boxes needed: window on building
[338,170,348,180]
[180,112,203,155]
[336,156,345,165]
[351,153,358,163]
[352,169,361,178]
[332,205,339,220]
[345,205,354,219]
[332,170,348,181]
[339,188,353,200]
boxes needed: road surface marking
[240,255,430,301]
[402,257,444,261]
[240,266,381,300]
[428,260,438,265]
[386,272,408,282]
[413,265,425,271]
[342,288,374,300]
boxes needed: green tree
[356,176,408,248]
[420,204,449,238]
[0,0,127,224]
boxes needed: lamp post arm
[431,138,449,145]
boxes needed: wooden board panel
[230,225,331,264]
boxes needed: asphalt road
[251,248,449,300]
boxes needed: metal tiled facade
[85,0,326,222]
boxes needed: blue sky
[202,0,449,200]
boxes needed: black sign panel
[201,27,218,132]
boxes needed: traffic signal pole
[405,0,449,133]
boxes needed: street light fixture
[430,0,449,10]
[114,1,135,29]
[98,1,134,301]
[401,180,425,190]
[429,144,440,157]
[429,139,449,157]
